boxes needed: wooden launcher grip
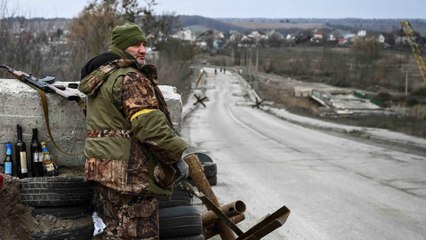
[185,153,236,240]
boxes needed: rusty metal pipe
[204,213,246,239]
[202,200,246,226]
[185,153,236,240]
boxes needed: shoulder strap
[79,59,137,96]
[37,88,83,156]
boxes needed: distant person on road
[79,22,189,240]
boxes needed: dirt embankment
[0,172,91,240]
[0,174,34,240]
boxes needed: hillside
[3,16,426,37]
[179,15,246,34]
[226,21,329,30]
[180,16,426,35]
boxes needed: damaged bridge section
[310,89,395,117]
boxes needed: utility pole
[256,47,259,80]
[405,69,408,96]
[231,47,235,66]
[249,47,252,76]
[245,47,248,75]
[240,48,243,70]
[255,47,259,91]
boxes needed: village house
[311,29,324,43]
[376,34,386,43]
[357,30,367,37]
[327,33,336,41]
[170,28,195,41]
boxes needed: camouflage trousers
[93,183,159,240]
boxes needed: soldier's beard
[136,59,146,65]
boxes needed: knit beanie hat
[111,23,147,50]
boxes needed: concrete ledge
[159,85,183,134]
[0,79,183,167]
[261,105,426,154]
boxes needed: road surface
[181,68,426,240]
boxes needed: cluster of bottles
[1,124,58,178]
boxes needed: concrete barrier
[0,79,183,167]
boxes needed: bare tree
[65,0,160,80]
[154,39,193,98]
[155,13,181,41]
[1,0,191,93]
[0,2,48,77]
[121,0,144,22]
[0,0,6,17]
[65,0,125,79]
[139,0,157,38]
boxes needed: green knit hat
[111,23,147,50]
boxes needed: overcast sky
[5,0,426,19]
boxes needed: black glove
[173,160,189,183]
[173,147,196,183]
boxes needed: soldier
[79,23,189,239]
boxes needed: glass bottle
[0,144,3,172]
[40,142,57,176]
[4,143,13,175]
[30,128,43,177]
[15,125,28,178]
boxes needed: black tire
[163,234,205,240]
[207,175,217,186]
[32,219,94,240]
[20,176,93,207]
[202,162,217,177]
[159,206,203,238]
[21,176,92,188]
[187,160,217,186]
[195,152,214,163]
[159,189,193,209]
[32,206,91,219]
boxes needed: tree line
[0,0,194,98]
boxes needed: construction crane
[400,20,426,84]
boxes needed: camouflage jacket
[78,59,187,196]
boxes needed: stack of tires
[158,182,205,240]
[20,176,94,240]
[20,177,206,239]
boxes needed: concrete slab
[310,89,389,116]
[0,79,86,167]
[0,79,183,167]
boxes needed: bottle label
[33,152,40,163]
[45,162,55,172]
[20,152,28,174]
[5,162,12,175]
[42,152,51,162]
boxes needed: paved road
[181,68,426,240]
